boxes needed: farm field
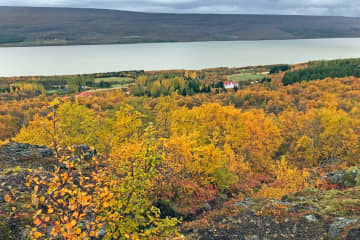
[94,77,134,84]
[227,72,267,82]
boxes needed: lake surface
[1,38,360,77]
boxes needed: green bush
[211,167,238,192]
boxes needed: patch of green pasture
[111,83,134,88]
[94,77,134,84]
[45,89,62,94]
[227,73,267,82]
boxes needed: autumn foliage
[2,65,360,238]
[19,143,179,239]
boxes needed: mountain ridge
[2,6,359,17]
[1,6,360,47]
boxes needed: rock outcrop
[326,167,360,187]
[0,142,53,167]
[74,144,97,160]
[328,218,358,240]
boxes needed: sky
[1,0,360,17]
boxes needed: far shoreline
[1,36,360,48]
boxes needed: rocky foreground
[183,164,360,239]
[183,195,360,240]
[1,142,359,239]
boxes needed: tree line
[283,58,360,85]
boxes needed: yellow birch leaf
[34,218,41,226]
[66,222,72,230]
[4,194,12,203]
[33,231,42,238]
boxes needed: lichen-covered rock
[244,235,259,240]
[0,142,53,166]
[188,209,327,240]
[74,144,97,160]
[328,218,358,240]
[326,167,360,187]
[345,227,360,240]
[96,227,107,239]
[326,171,346,186]
[304,215,317,223]
[235,198,256,207]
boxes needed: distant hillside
[1,6,360,47]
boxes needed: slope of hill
[1,6,360,47]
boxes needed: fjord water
[1,38,360,77]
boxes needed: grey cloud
[1,0,359,16]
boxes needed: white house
[224,81,239,89]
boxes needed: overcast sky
[1,0,360,17]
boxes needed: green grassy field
[94,77,134,84]
[227,73,267,82]
[45,89,60,94]
[110,83,134,88]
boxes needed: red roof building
[224,82,239,89]
[76,91,92,98]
